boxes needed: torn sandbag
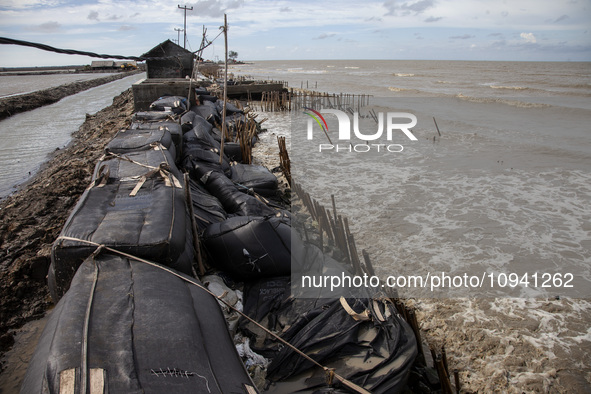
[23,253,257,394]
[130,121,183,162]
[49,170,193,301]
[201,214,292,279]
[240,271,418,393]
[231,164,278,197]
[149,95,188,114]
[199,170,276,217]
[188,178,227,230]
[106,127,176,162]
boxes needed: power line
[0,36,222,62]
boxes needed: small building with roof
[141,40,195,78]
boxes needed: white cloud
[520,32,536,43]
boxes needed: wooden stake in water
[433,116,442,137]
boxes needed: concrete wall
[132,78,196,111]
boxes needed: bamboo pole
[219,14,228,164]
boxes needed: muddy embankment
[0,71,141,120]
[0,88,135,367]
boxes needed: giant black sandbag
[129,121,183,163]
[200,170,275,217]
[23,253,257,394]
[49,170,193,301]
[106,128,176,162]
[191,104,220,126]
[188,179,227,231]
[240,241,418,393]
[183,124,220,151]
[201,214,292,279]
[132,111,175,122]
[182,146,231,180]
[149,95,188,114]
[93,147,181,185]
[222,142,242,162]
[231,164,278,196]
[215,100,243,115]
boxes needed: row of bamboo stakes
[276,139,460,393]
[253,88,373,114]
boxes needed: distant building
[90,61,138,70]
[141,40,197,79]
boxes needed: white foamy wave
[345,66,360,69]
[489,85,529,90]
[388,86,409,92]
[455,93,550,108]
[394,73,415,77]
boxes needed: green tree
[228,50,238,62]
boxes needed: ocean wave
[345,66,360,69]
[393,73,415,77]
[455,93,551,108]
[489,85,529,90]
[388,86,410,92]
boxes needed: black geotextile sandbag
[239,244,418,393]
[199,170,276,217]
[181,112,214,135]
[106,128,176,163]
[197,94,218,103]
[230,164,278,196]
[49,172,193,301]
[188,179,227,230]
[183,123,220,151]
[130,121,183,163]
[93,147,181,184]
[223,142,242,162]
[195,86,209,95]
[190,104,220,125]
[132,111,175,122]
[223,113,247,132]
[183,146,231,180]
[23,253,257,394]
[149,95,188,114]
[215,100,243,115]
[201,213,292,279]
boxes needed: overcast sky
[0,0,590,66]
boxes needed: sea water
[231,60,591,392]
[0,72,146,199]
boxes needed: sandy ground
[0,89,134,368]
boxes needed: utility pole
[174,28,183,46]
[178,4,193,49]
